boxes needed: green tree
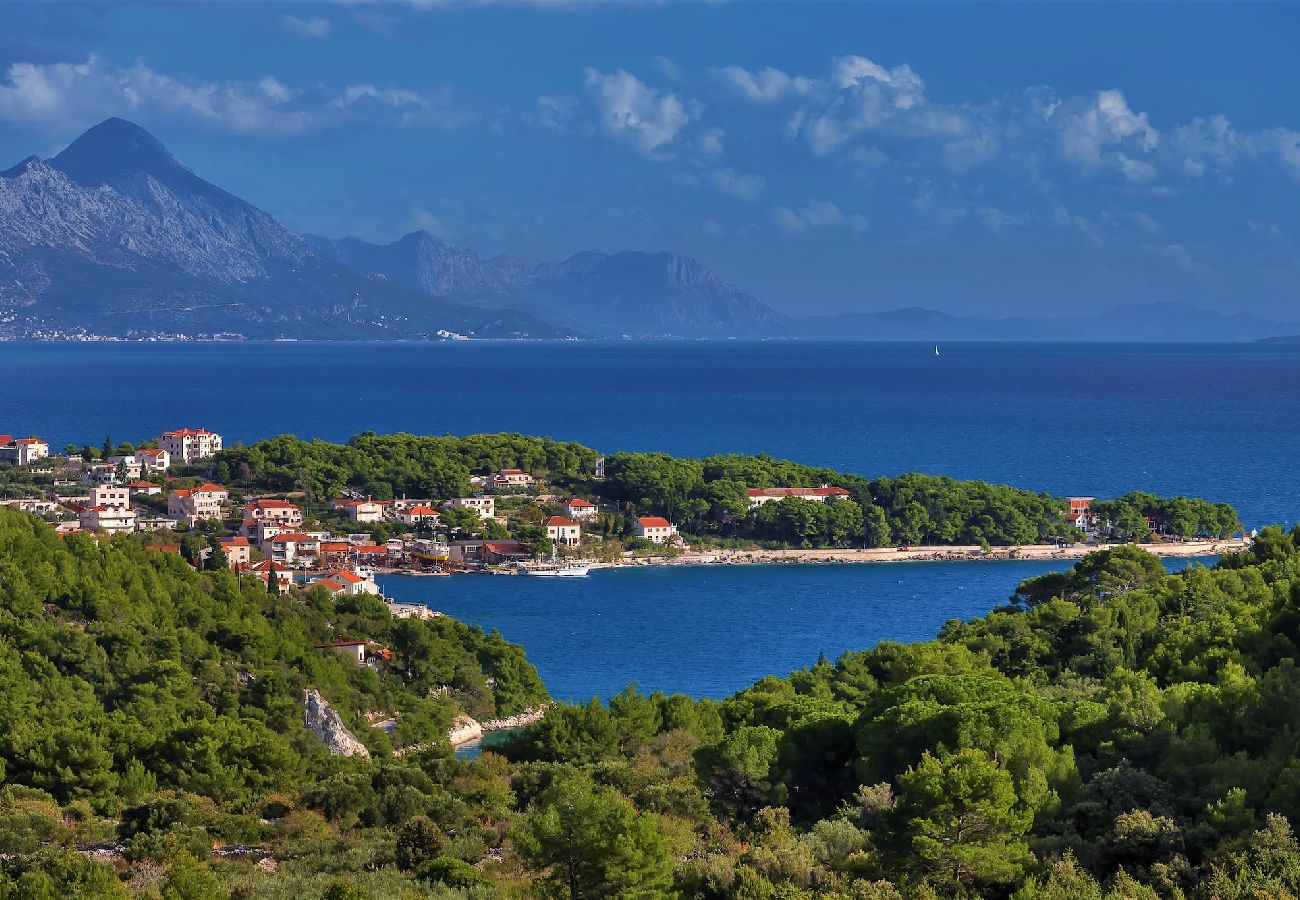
[512,772,676,899]
[894,749,1033,892]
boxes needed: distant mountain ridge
[0,118,566,339]
[305,231,790,337]
[2,118,1294,342]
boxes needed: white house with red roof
[0,436,49,466]
[129,480,163,496]
[399,504,440,526]
[635,516,678,544]
[266,532,320,565]
[156,427,222,464]
[334,498,385,523]
[746,486,852,509]
[246,560,293,592]
[544,515,582,546]
[311,569,380,596]
[135,448,170,473]
[245,498,303,528]
[1067,497,1097,531]
[489,468,535,491]
[168,483,228,523]
[563,498,597,520]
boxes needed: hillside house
[444,496,495,520]
[168,484,228,524]
[746,486,852,508]
[157,428,222,464]
[335,498,385,523]
[79,505,137,534]
[0,437,49,466]
[563,498,597,520]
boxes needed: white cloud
[1053,89,1158,172]
[717,65,814,103]
[0,55,468,135]
[282,14,331,39]
[698,126,725,157]
[772,199,867,233]
[582,67,698,158]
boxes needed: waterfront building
[544,515,582,546]
[635,516,678,544]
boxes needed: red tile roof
[194,483,227,494]
[407,505,438,515]
[331,570,364,583]
[270,532,316,544]
[0,435,12,445]
[129,480,160,488]
[161,428,217,437]
[221,537,250,548]
[565,498,594,507]
[247,499,298,510]
[638,517,672,528]
[544,516,579,527]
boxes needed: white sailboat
[934,344,940,357]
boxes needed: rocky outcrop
[447,706,549,747]
[303,689,370,757]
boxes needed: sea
[3,340,1296,698]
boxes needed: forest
[3,505,1300,896]
[208,433,1241,549]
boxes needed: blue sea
[3,340,1292,699]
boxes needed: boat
[934,344,940,357]
[523,564,590,577]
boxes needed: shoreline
[380,539,1245,580]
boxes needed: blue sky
[2,1,1299,319]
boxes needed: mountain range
[1,118,1295,342]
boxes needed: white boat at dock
[522,564,590,577]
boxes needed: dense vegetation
[5,494,1300,896]
[210,433,1241,549]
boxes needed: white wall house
[563,498,598,520]
[168,484,228,524]
[544,515,582,546]
[79,505,137,534]
[746,486,852,509]
[157,428,222,464]
[635,516,678,544]
[445,496,495,520]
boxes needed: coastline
[585,538,1245,570]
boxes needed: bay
[379,557,1210,702]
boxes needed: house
[266,532,321,565]
[594,455,606,479]
[388,497,435,513]
[129,480,163,496]
[0,437,49,466]
[563,498,598,520]
[444,496,495,520]
[489,468,535,491]
[136,516,177,532]
[449,539,531,566]
[387,601,441,620]
[313,640,389,668]
[82,462,124,485]
[746,486,852,508]
[635,516,678,544]
[78,505,137,534]
[399,504,440,526]
[245,499,303,529]
[156,428,223,464]
[311,569,380,596]
[246,560,292,593]
[544,515,581,546]
[103,456,144,480]
[168,484,228,524]
[1067,497,1096,531]
[335,498,385,523]
[220,537,252,567]
[135,448,170,473]
[89,485,130,508]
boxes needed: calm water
[3,340,1269,699]
[0,341,1295,528]
[381,557,1210,702]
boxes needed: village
[0,427,702,592]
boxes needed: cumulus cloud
[282,14,331,39]
[582,67,698,158]
[772,199,868,233]
[0,56,471,135]
[717,65,814,103]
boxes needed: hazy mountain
[307,231,790,338]
[797,302,1300,342]
[0,118,567,339]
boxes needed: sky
[2,1,1299,319]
